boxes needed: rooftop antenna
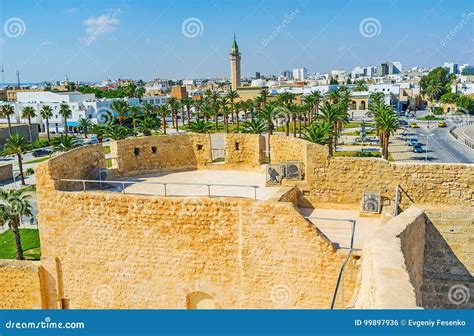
[16,70,21,88]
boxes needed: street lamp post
[418,133,435,161]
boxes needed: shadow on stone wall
[421,219,473,309]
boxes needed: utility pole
[0,64,4,84]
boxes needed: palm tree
[181,97,194,126]
[308,90,323,122]
[259,88,270,107]
[111,100,129,126]
[91,124,107,144]
[167,97,181,132]
[422,81,444,112]
[241,119,268,134]
[59,103,72,134]
[319,102,342,157]
[3,134,27,185]
[353,79,368,92]
[0,104,15,136]
[0,188,33,260]
[302,121,333,146]
[187,120,213,133]
[142,103,155,117]
[21,106,36,142]
[52,134,82,152]
[374,105,400,160]
[137,117,160,136]
[105,125,133,140]
[227,89,239,127]
[128,105,142,130]
[157,105,170,134]
[220,97,230,133]
[40,105,53,142]
[258,104,276,135]
[78,117,92,138]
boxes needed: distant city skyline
[0,0,473,83]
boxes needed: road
[402,113,474,164]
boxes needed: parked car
[32,149,52,157]
[413,144,423,153]
[408,138,418,146]
[438,121,447,127]
[399,120,408,126]
[410,122,420,128]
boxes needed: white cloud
[81,10,122,46]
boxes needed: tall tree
[374,105,400,159]
[128,105,142,130]
[59,103,72,134]
[0,104,15,136]
[227,89,239,126]
[21,106,36,142]
[3,134,27,185]
[157,105,170,134]
[78,117,92,138]
[40,105,53,142]
[181,97,194,126]
[0,188,33,260]
[111,100,129,126]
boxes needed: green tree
[52,134,82,152]
[241,118,268,134]
[374,105,399,160]
[137,117,160,136]
[21,106,36,142]
[420,67,454,102]
[0,188,33,260]
[105,125,134,140]
[353,79,368,92]
[181,97,194,126]
[40,105,53,142]
[142,103,155,117]
[78,117,92,138]
[455,95,474,113]
[128,105,142,130]
[440,92,459,104]
[91,124,108,144]
[3,134,27,185]
[59,103,72,134]
[157,105,170,134]
[302,121,333,146]
[227,89,240,129]
[167,97,181,132]
[187,120,213,133]
[319,102,343,157]
[258,104,276,135]
[111,100,129,126]
[0,104,15,136]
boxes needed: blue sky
[0,0,473,83]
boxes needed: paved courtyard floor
[122,169,281,200]
[300,208,384,250]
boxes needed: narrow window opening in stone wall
[186,291,215,309]
[197,144,203,151]
[134,148,140,156]
[151,146,157,154]
[61,298,70,309]
[235,142,240,151]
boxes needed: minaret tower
[229,34,241,90]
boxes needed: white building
[443,62,459,74]
[331,69,346,79]
[0,91,140,133]
[292,68,307,81]
[141,95,168,107]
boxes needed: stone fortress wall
[0,163,13,182]
[0,124,39,150]
[27,136,359,309]
[0,133,472,309]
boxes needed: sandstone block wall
[110,134,213,176]
[270,135,473,207]
[224,134,265,169]
[35,144,105,192]
[354,207,424,309]
[0,163,12,182]
[35,187,358,309]
[0,260,44,309]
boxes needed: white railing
[56,178,261,200]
